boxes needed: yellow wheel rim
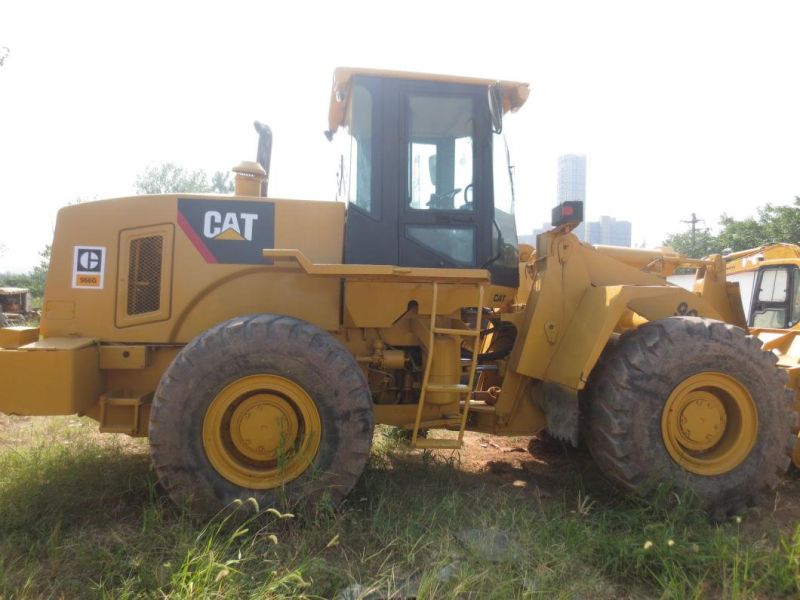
[202,374,321,489]
[661,372,758,476]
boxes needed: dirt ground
[432,430,800,531]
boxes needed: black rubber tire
[149,314,374,516]
[583,316,793,516]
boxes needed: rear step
[99,391,152,436]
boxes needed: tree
[715,215,765,252]
[663,227,724,258]
[0,245,51,300]
[210,171,234,194]
[664,197,800,257]
[759,198,800,243]
[29,244,51,298]
[135,162,233,195]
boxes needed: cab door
[395,81,492,269]
[750,265,800,328]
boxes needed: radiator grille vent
[127,236,163,315]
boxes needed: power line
[681,213,705,256]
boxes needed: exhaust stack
[232,161,267,197]
[254,121,272,197]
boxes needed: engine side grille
[127,236,163,315]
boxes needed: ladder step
[460,400,496,414]
[460,359,498,372]
[103,397,146,407]
[413,438,462,449]
[405,417,461,429]
[433,327,480,337]
[426,383,471,394]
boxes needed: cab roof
[723,243,800,274]
[328,67,530,134]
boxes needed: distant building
[586,215,632,247]
[531,222,551,239]
[557,154,586,240]
[518,221,552,246]
[517,233,536,246]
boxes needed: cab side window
[751,266,794,328]
[346,84,375,215]
[408,95,474,212]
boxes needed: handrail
[261,248,490,283]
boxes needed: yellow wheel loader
[0,68,795,517]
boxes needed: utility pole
[681,212,704,257]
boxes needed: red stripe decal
[177,211,218,264]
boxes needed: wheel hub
[676,391,727,451]
[229,394,300,461]
[202,374,321,489]
[661,372,758,476]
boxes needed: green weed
[0,416,797,599]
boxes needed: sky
[1,0,799,272]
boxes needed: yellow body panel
[98,345,150,370]
[0,326,39,349]
[0,338,100,415]
[41,195,345,343]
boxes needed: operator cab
[745,264,800,329]
[328,68,529,287]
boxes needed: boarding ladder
[410,281,485,449]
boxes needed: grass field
[0,415,798,599]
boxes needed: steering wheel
[459,183,474,211]
[426,187,462,210]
